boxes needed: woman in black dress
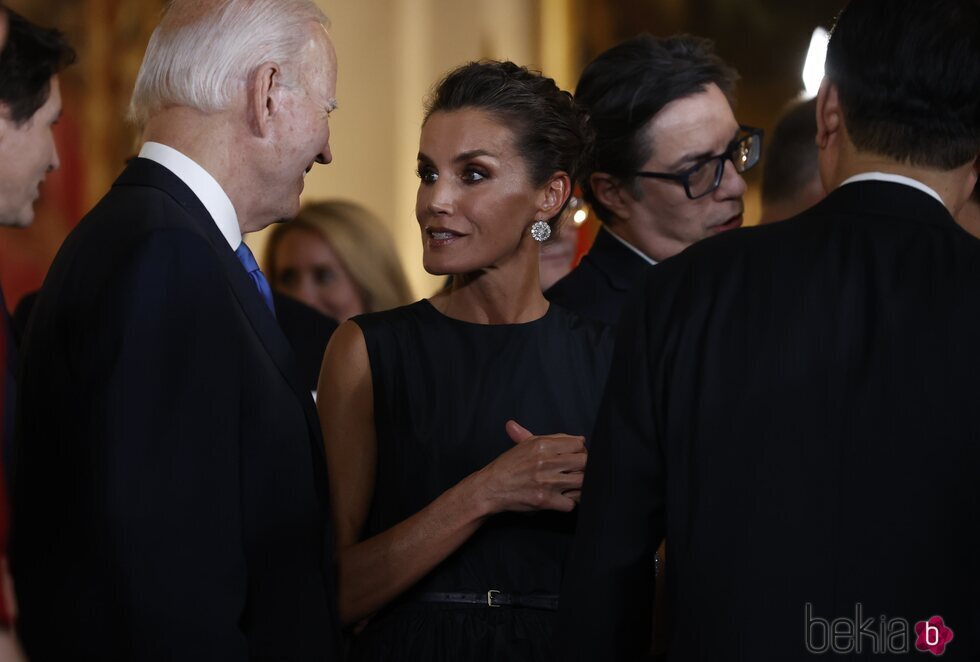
[317,61,612,660]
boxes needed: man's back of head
[760,98,824,224]
[129,0,327,128]
[817,0,980,212]
[0,8,74,227]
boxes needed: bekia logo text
[805,603,953,655]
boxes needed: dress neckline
[418,298,553,329]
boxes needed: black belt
[413,591,559,611]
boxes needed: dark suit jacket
[14,291,335,395]
[559,181,980,660]
[546,226,652,326]
[11,159,341,661]
[272,293,337,392]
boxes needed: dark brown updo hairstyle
[423,60,593,229]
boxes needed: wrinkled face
[625,83,747,259]
[0,76,62,227]
[264,26,337,225]
[415,108,546,276]
[272,227,364,320]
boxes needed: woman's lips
[426,228,465,247]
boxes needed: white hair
[128,0,328,126]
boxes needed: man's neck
[143,109,257,233]
[832,152,978,215]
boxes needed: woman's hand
[471,419,587,515]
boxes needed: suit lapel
[113,160,325,452]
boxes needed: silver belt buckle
[487,589,501,607]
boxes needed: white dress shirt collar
[138,141,242,250]
[603,226,658,266]
[839,171,945,207]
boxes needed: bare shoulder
[318,319,370,393]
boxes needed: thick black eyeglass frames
[634,125,763,200]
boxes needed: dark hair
[575,34,738,224]
[761,98,819,204]
[0,9,75,126]
[423,60,591,225]
[825,0,980,170]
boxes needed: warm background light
[0,0,849,311]
[802,27,830,99]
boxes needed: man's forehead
[650,85,734,134]
[301,26,337,86]
[643,85,738,163]
[42,75,63,111]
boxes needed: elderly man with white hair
[10,1,342,659]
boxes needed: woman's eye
[313,268,334,285]
[462,168,487,183]
[278,269,298,287]
[416,166,438,184]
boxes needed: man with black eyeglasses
[546,34,760,326]
[560,0,980,659]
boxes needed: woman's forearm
[336,470,493,624]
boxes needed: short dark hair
[0,9,75,126]
[761,98,819,204]
[825,0,980,170]
[575,34,738,224]
[424,60,591,226]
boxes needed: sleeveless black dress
[348,300,613,661]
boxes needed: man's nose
[316,143,332,166]
[716,158,747,199]
[49,139,61,173]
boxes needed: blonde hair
[265,200,414,314]
[129,0,327,126]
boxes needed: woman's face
[415,108,547,276]
[272,227,365,320]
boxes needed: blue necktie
[235,242,276,318]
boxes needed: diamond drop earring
[530,220,551,242]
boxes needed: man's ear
[590,172,633,221]
[535,172,571,221]
[815,78,842,150]
[248,62,283,138]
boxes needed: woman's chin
[423,257,465,277]
[423,262,450,276]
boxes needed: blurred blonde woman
[265,200,414,320]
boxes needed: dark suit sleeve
[559,273,669,661]
[100,230,248,659]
